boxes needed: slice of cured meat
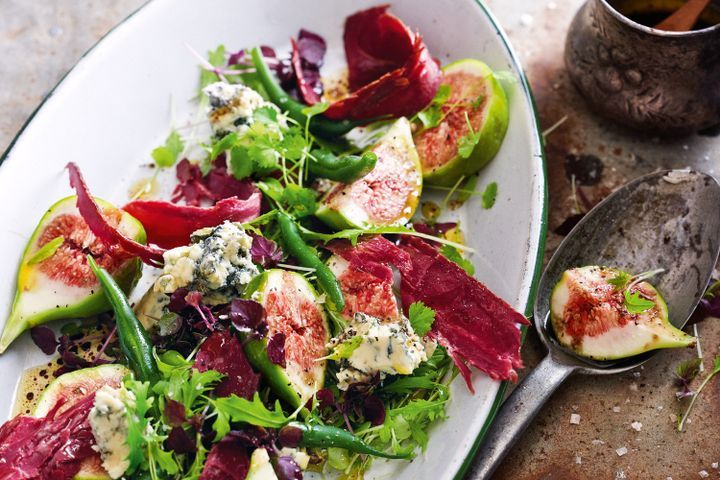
[327,236,528,391]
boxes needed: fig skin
[243,270,329,408]
[315,118,422,230]
[550,266,695,360]
[0,196,146,353]
[414,58,509,187]
[34,364,131,480]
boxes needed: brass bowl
[565,0,720,134]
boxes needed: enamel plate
[0,0,546,478]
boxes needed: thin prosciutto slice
[124,194,261,249]
[323,5,442,121]
[67,162,165,267]
[327,236,528,391]
[0,394,97,480]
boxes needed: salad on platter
[0,5,528,480]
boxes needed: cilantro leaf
[417,106,444,130]
[280,184,318,218]
[440,245,475,276]
[212,393,289,439]
[481,182,498,209]
[455,174,479,204]
[415,85,452,130]
[408,302,436,336]
[623,290,655,314]
[301,102,329,117]
[151,130,185,168]
[324,336,363,361]
[229,146,254,179]
[434,84,452,104]
[253,105,278,124]
[209,132,238,161]
[608,271,632,290]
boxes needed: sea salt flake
[592,439,605,445]
[570,413,581,425]
[616,447,628,457]
[613,406,621,413]
[630,421,642,432]
[699,470,709,478]
[575,456,582,464]
[711,462,718,469]
[629,383,638,391]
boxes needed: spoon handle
[464,354,577,479]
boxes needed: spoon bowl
[536,169,720,374]
[466,169,720,479]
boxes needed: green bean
[279,422,412,459]
[250,47,363,138]
[308,150,377,183]
[275,212,345,311]
[87,256,160,384]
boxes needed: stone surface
[1,1,719,479]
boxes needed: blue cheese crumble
[154,221,258,296]
[89,385,134,479]
[204,81,283,136]
[331,313,428,390]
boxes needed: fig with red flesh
[550,266,695,360]
[244,269,329,408]
[32,364,130,480]
[327,254,400,322]
[0,196,146,353]
[315,118,422,230]
[414,59,509,187]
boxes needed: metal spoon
[466,169,720,479]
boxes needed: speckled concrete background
[1,1,719,479]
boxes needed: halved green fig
[0,196,146,353]
[245,269,329,407]
[315,118,422,230]
[327,255,400,322]
[34,364,130,480]
[414,59,509,187]
[550,266,695,360]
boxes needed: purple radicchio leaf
[164,399,187,427]
[267,333,286,368]
[363,395,386,426]
[699,296,720,318]
[165,426,197,454]
[227,298,267,338]
[228,45,277,66]
[250,235,284,268]
[297,29,326,67]
[30,326,58,355]
[185,291,216,330]
[412,222,458,238]
[274,455,303,480]
[168,287,191,313]
[226,427,275,449]
[315,387,336,410]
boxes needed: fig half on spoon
[466,169,720,480]
[551,266,695,360]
